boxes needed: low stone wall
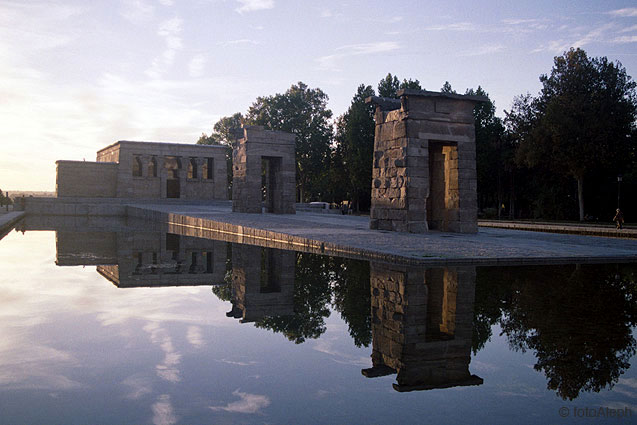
[56,160,118,198]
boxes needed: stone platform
[126,202,637,266]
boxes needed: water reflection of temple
[49,226,228,287]
[226,244,295,323]
[95,233,227,288]
[362,263,483,392]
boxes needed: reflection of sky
[0,230,636,424]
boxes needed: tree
[440,81,456,94]
[515,48,637,221]
[245,82,333,202]
[335,84,376,211]
[465,86,507,216]
[377,73,422,98]
[197,113,243,197]
[378,73,400,98]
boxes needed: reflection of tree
[331,258,371,347]
[255,253,332,344]
[472,267,514,353]
[498,265,637,400]
[210,244,234,302]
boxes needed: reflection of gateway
[362,264,482,392]
[226,244,295,322]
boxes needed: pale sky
[1,0,636,191]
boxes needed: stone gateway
[367,89,486,233]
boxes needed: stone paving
[130,202,637,265]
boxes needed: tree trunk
[577,175,585,222]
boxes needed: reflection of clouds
[121,374,152,400]
[472,360,499,373]
[152,394,178,425]
[210,390,271,414]
[0,329,81,390]
[312,338,370,367]
[144,323,181,383]
[217,359,258,367]
[315,389,330,399]
[187,325,204,348]
[612,378,637,399]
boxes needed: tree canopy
[512,48,637,220]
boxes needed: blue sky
[1,0,636,190]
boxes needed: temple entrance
[427,142,459,231]
[165,157,181,199]
[261,156,282,213]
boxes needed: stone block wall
[99,141,228,200]
[232,125,296,214]
[363,263,482,391]
[368,90,483,233]
[56,160,118,198]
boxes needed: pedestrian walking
[613,208,625,230]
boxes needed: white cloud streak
[317,41,400,71]
[235,0,274,14]
[608,8,637,18]
[152,394,178,425]
[210,390,271,414]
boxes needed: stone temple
[367,89,486,233]
[56,140,228,200]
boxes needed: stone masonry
[227,244,295,323]
[362,263,482,391]
[367,90,486,233]
[232,125,296,214]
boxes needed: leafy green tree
[335,84,376,211]
[465,86,508,216]
[245,82,333,202]
[515,48,637,221]
[377,73,422,98]
[378,73,400,98]
[197,113,242,196]
[440,81,456,94]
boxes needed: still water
[0,220,636,424]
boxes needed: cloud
[531,39,573,54]
[612,35,637,43]
[158,0,174,5]
[188,55,206,78]
[121,0,155,25]
[217,358,258,366]
[608,8,637,17]
[572,23,615,48]
[317,41,400,71]
[621,24,637,33]
[186,325,204,347]
[146,17,183,79]
[217,39,261,47]
[152,394,178,425]
[210,390,271,414]
[235,0,274,14]
[458,44,505,57]
[122,375,153,399]
[144,322,181,382]
[423,22,476,32]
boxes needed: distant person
[341,202,348,215]
[613,208,624,229]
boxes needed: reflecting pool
[0,219,635,424]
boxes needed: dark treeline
[198,48,637,221]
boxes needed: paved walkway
[130,202,637,265]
